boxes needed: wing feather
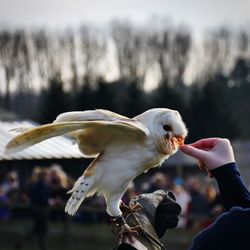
[54,109,129,123]
[5,120,149,155]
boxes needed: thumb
[179,145,207,161]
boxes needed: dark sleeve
[211,162,250,211]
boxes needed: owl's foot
[118,223,142,235]
[120,202,142,217]
[130,202,143,212]
[111,215,142,236]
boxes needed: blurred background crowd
[0,164,224,230]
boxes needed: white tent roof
[0,120,83,160]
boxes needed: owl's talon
[111,215,142,237]
[130,202,142,212]
[118,223,142,236]
[120,201,142,217]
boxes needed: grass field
[0,219,197,250]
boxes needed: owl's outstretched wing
[54,109,129,123]
[5,111,149,155]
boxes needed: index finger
[189,138,221,150]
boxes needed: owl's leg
[105,194,123,218]
[120,201,142,217]
[105,195,141,235]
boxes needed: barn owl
[5,108,187,233]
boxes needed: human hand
[120,191,181,250]
[116,190,181,250]
[179,138,235,171]
[154,191,181,238]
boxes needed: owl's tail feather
[65,175,96,216]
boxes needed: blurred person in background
[204,180,224,219]
[0,186,11,222]
[143,172,171,193]
[186,176,211,229]
[48,164,71,221]
[173,180,191,228]
[15,167,50,250]
[1,170,20,203]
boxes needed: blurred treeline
[0,20,250,142]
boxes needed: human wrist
[209,162,237,178]
[205,157,235,171]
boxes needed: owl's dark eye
[163,124,172,131]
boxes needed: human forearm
[211,162,250,210]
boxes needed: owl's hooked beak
[164,134,185,151]
[160,134,185,155]
[171,135,185,150]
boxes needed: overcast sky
[0,0,250,36]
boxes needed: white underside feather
[65,175,96,216]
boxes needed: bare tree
[65,30,79,91]
[0,31,15,108]
[79,25,107,84]
[237,30,250,58]
[111,20,149,87]
[32,29,65,89]
[32,30,50,82]
[171,29,192,84]
[147,26,172,85]
[201,28,233,78]
[12,30,31,93]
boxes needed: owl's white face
[135,108,188,155]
